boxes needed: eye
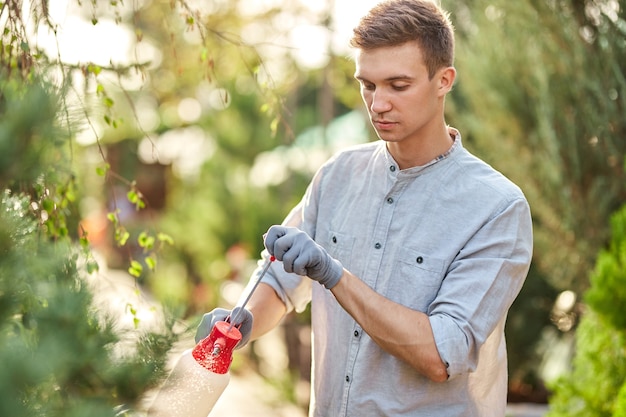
[359,81,375,91]
[392,84,410,91]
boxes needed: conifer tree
[547,205,626,416]
[0,73,177,416]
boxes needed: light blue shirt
[255,129,533,416]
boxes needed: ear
[437,66,456,96]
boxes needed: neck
[387,124,454,170]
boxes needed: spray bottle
[147,321,241,417]
[147,256,275,416]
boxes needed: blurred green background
[1,0,625,415]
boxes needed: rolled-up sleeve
[428,196,533,378]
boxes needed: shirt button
[390,165,396,172]
[386,197,394,204]
[375,243,382,249]
[332,236,337,243]
[354,330,359,337]
[346,375,350,382]
[416,256,423,264]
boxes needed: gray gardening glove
[263,225,344,289]
[194,307,253,349]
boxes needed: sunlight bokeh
[32,0,382,71]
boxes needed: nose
[370,90,392,114]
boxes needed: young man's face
[354,41,452,146]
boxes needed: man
[196,0,533,415]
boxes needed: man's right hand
[264,225,344,289]
[194,307,253,349]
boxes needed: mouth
[373,119,396,130]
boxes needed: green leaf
[138,231,155,251]
[106,211,118,224]
[127,190,138,204]
[157,233,174,246]
[145,255,157,271]
[41,198,54,212]
[115,228,130,246]
[95,163,110,176]
[87,64,102,76]
[128,261,143,277]
[86,260,99,274]
[127,189,145,210]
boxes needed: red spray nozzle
[192,321,242,374]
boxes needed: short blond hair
[350,0,455,78]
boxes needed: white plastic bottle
[148,321,242,417]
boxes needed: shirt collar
[384,126,462,176]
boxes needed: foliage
[445,0,626,396]
[546,310,626,417]
[448,0,626,294]
[0,72,178,415]
[2,0,335,411]
[131,0,357,312]
[616,384,626,417]
[0,1,190,413]
[547,205,626,416]
[3,0,626,411]
[585,207,626,331]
